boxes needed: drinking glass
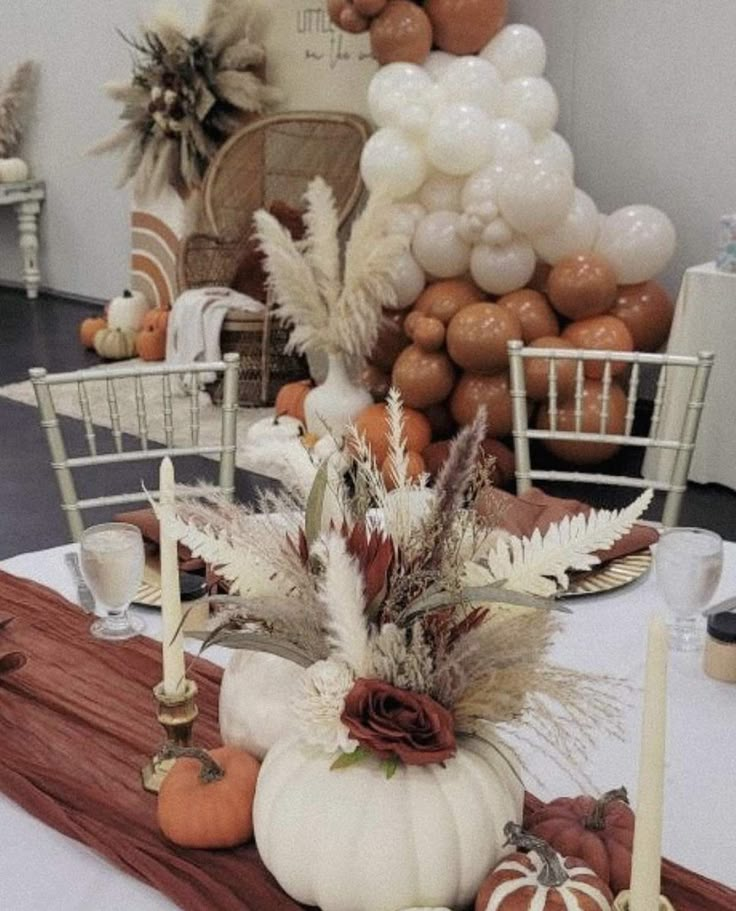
[654,527,723,651]
[79,523,145,641]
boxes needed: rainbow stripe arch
[130,210,180,310]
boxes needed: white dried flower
[293,659,357,756]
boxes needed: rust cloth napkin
[114,508,205,572]
[0,570,733,911]
[476,487,659,562]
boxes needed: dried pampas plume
[0,61,37,158]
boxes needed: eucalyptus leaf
[383,755,400,779]
[188,628,314,667]
[330,746,370,771]
[401,583,568,626]
[305,461,329,547]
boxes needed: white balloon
[367,63,435,133]
[480,24,547,79]
[419,173,464,212]
[386,202,427,237]
[498,159,575,235]
[438,56,503,116]
[457,211,487,244]
[470,239,537,295]
[487,118,534,163]
[481,217,514,247]
[499,77,559,137]
[532,131,575,176]
[360,128,429,199]
[423,50,455,81]
[461,163,506,211]
[595,205,677,283]
[532,188,600,263]
[425,103,495,176]
[412,210,472,278]
[390,251,427,309]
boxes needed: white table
[1,543,735,910]
[0,178,45,299]
[643,262,736,490]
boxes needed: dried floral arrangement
[169,391,652,780]
[0,61,37,158]
[253,177,408,359]
[90,0,281,199]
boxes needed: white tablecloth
[644,262,736,489]
[1,544,735,910]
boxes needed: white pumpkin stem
[160,744,225,783]
[503,822,569,887]
[586,786,629,830]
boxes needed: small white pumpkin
[219,651,305,760]
[253,734,523,911]
[0,157,29,182]
[107,289,152,332]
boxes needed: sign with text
[264,3,377,117]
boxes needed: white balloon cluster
[360,24,676,301]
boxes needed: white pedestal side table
[643,262,734,490]
[0,179,45,299]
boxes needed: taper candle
[159,457,186,696]
[629,615,668,910]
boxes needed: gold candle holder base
[141,678,199,793]
[613,890,676,910]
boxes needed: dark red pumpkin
[525,787,634,893]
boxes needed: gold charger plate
[563,549,653,598]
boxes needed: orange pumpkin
[157,745,260,849]
[352,402,431,466]
[136,326,167,362]
[79,316,107,349]
[275,379,313,424]
[525,787,634,894]
[475,823,614,911]
[381,450,426,490]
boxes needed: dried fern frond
[482,489,654,596]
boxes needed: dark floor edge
[0,280,105,307]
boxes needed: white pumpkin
[219,651,305,760]
[253,734,523,911]
[107,289,152,331]
[0,157,29,182]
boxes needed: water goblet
[79,522,146,641]
[654,527,723,651]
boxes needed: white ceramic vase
[253,734,523,911]
[303,351,372,439]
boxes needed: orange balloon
[562,315,634,379]
[523,335,578,401]
[352,401,431,466]
[450,371,513,437]
[369,309,410,371]
[537,380,627,465]
[446,302,522,374]
[412,315,446,352]
[422,439,451,476]
[547,252,618,320]
[370,0,432,65]
[422,401,456,439]
[392,344,456,409]
[497,289,560,343]
[425,0,507,54]
[609,281,674,352]
[415,278,484,322]
[381,450,426,490]
[360,363,391,401]
[422,436,515,486]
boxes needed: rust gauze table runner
[0,569,733,911]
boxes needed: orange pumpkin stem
[585,785,629,831]
[160,744,225,784]
[504,822,569,887]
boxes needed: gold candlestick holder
[613,891,676,910]
[141,678,199,793]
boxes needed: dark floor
[1,285,735,559]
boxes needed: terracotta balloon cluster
[365,250,674,467]
[327,0,508,66]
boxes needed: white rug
[1,362,276,474]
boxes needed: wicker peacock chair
[177,111,371,406]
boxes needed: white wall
[1,0,735,299]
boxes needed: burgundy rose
[341,678,456,766]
